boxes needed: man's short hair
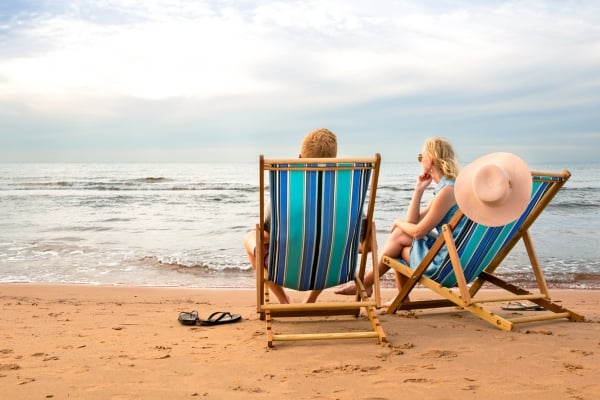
[300,128,338,158]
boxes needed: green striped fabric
[426,175,558,287]
[267,162,373,290]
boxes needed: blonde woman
[336,137,460,300]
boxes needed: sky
[0,0,599,164]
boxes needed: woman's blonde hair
[300,128,337,158]
[423,137,459,180]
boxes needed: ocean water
[0,162,599,289]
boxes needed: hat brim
[455,152,532,227]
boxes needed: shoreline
[1,283,599,399]
[3,264,600,290]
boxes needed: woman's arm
[404,172,432,223]
[393,185,456,239]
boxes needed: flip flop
[501,302,544,311]
[178,310,199,326]
[198,311,242,326]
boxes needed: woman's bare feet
[334,283,357,295]
[334,283,373,297]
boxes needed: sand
[1,284,598,399]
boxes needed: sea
[1,162,599,289]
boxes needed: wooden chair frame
[256,155,386,347]
[383,170,584,331]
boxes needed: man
[243,128,337,303]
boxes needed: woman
[335,137,460,299]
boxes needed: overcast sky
[1,0,599,164]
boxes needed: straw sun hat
[455,152,532,227]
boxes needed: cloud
[0,1,599,162]
[2,2,595,101]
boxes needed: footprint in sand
[524,329,553,335]
[0,348,14,356]
[403,377,434,384]
[420,350,458,360]
[0,363,20,371]
[570,349,593,356]
[563,363,583,372]
[311,365,381,374]
[18,377,36,385]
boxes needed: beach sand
[1,284,598,399]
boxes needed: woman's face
[419,149,431,171]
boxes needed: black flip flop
[178,310,199,326]
[198,311,242,326]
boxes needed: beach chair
[256,154,386,347]
[383,170,584,331]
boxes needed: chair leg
[264,283,274,348]
[266,310,273,348]
[371,222,381,308]
[356,278,386,343]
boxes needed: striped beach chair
[256,155,385,347]
[383,170,584,331]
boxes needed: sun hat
[455,152,532,227]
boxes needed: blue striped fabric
[267,162,373,291]
[424,177,555,287]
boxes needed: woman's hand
[390,218,403,233]
[416,172,433,192]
